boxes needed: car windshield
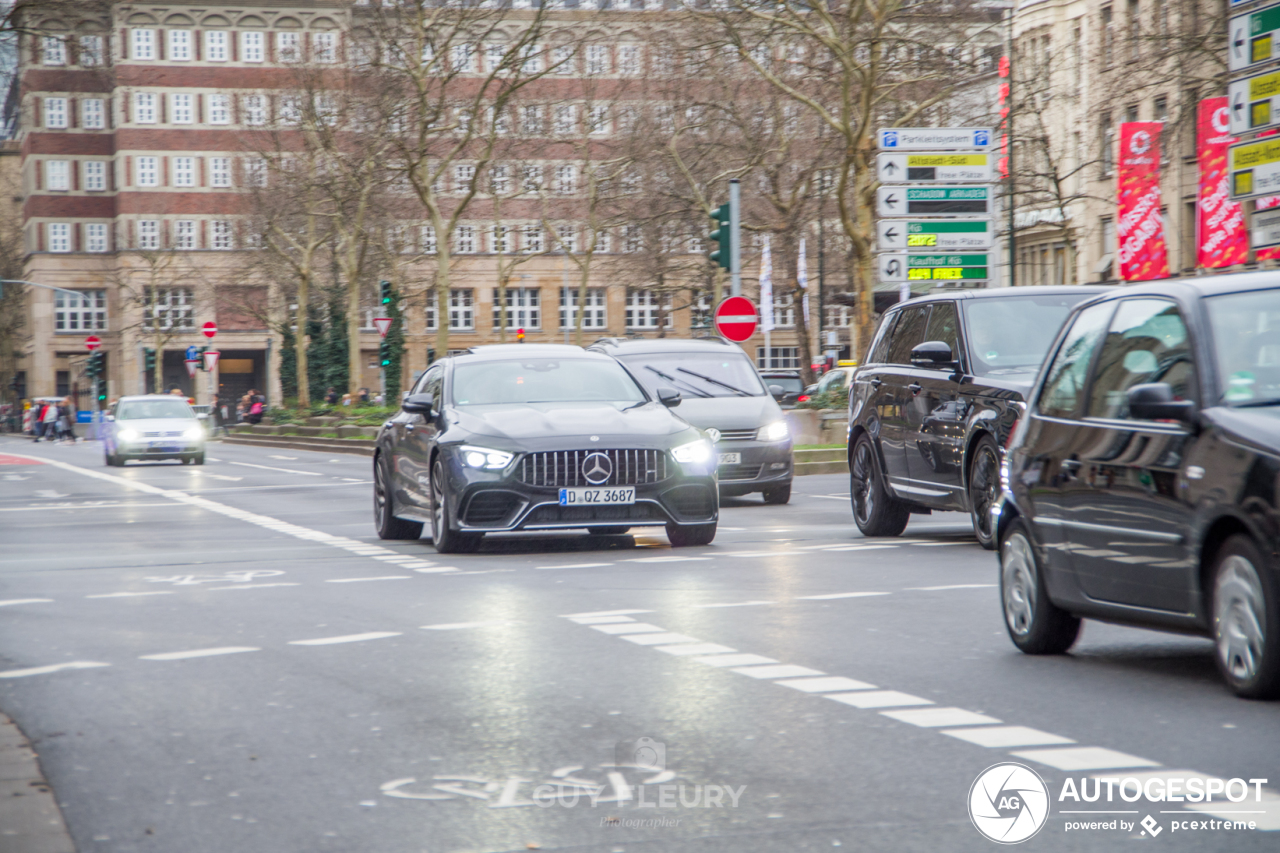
[452,358,647,405]
[963,294,1096,376]
[619,352,766,398]
[116,399,195,420]
[1206,288,1280,407]
[764,376,804,393]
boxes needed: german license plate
[717,453,741,465]
[559,487,636,506]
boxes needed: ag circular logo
[968,763,1050,844]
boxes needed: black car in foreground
[374,344,718,552]
[847,286,1106,547]
[996,274,1280,698]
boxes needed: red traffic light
[516,328,525,341]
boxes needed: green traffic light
[707,203,731,270]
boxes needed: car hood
[667,395,783,430]
[114,418,200,433]
[1207,406,1280,457]
[452,401,690,442]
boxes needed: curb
[0,712,75,853]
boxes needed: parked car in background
[996,274,1280,698]
[103,395,205,466]
[801,362,859,403]
[847,286,1107,547]
[590,337,794,504]
[759,370,804,408]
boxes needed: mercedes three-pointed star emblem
[582,452,613,485]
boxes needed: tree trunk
[296,272,311,408]
[347,269,363,401]
[435,245,451,357]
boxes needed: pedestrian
[56,397,76,443]
[341,393,352,407]
[235,396,246,424]
[169,386,184,397]
[324,387,338,405]
[40,400,58,442]
[30,400,46,441]
[246,388,265,425]
[358,387,370,405]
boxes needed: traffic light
[144,348,157,372]
[379,339,392,368]
[516,328,525,342]
[86,351,104,378]
[379,280,393,306]
[708,203,731,270]
[196,345,209,371]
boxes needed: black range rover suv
[847,286,1106,547]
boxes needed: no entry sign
[714,296,758,343]
[202,321,217,339]
[84,335,101,350]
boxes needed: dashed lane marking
[227,461,322,476]
[621,632,699,646]
[692,600,775,608]
[827,691,934,709]
[140,647,260,661]
[774,676,876,693]
[561,609,652,618]
[1010,746,1161,771]
[942,726,1076,748]
[268,455,298,460]
[207,583,302,591]
[592,623,666,635]
[195,473,242,481]
[0,599,54,607]
[693,653,778,667]
[535,563,615,569]
[731,664,825,679]
[86,591,176,599]
[567,615,635,625]
[289,632,402,646]
[795,592,890,601]
[0,661,110,679]
[420,621,511,631]
[325,576,413,583]
[653,643,736,656]
[414,567,459,574]
[622,556,712,563]
[881,707,1003,728]
[908,584,997,591]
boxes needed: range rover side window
[921,301,959,364]
[868,313,898,364]
[1086,299,1196,420]
[1037,302,1114,419]
[423,366,444,404]
[885,306,930,365]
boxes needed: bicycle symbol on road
[144,570,285,586]
[380,763,677,809]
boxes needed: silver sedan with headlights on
[103,395,206,466]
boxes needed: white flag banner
[798,237,810,325]
[759,236,774,332]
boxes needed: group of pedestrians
[26,398,78,444]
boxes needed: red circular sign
[202,321,217,339]
[84,335,101,350]
[713,296,758,343]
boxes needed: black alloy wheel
[430,458,482,553]
[1000,518,1081,655]
[968,435,1001,550]
[849,433,909,537]
[1212,535,1280,699]
[374,453,423,540]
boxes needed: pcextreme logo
[969,763,1050,844]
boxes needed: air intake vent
[518,449,668,488]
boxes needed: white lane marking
[373,555,418,562]
[560,609,653,618]
[86,591,176,599]
[592,623,665,635]
[34,489,69,498]
[420,621,509,631]
[774,676,876,693]
[207,583,301,591]
[826,691,934,709]
[653,643,737,656]
[0,502,176,512]
[569,616,634,626]
[227,461,323,476]
[0,599,54,607]
[269,455,298,460]
[795,592,890,601]
[942,726,1076,748]
[197,473,243,481]
[289,632,402,646]
[731,664,825,679]
[820,545,899,552]
[325,576,413,583]
[621,632,700,646]
[414,567,459,574]
[912,542,973,547]
[536,563,615,569]
[692,600,775,609]
[693,653,778,667]
[0,661,111,679]
[880,707,1003,728]
[808,495,849,501]
[623,556,712,563]
[1010,747,1161,771]
[140,647,260,661]
[908,584,997,591]
[207,457,222,462]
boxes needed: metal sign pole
[729,179,742,297]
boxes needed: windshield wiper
[1232,398,1280,408]
[643,365,711,397]
[677,367,751,397]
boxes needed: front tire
[762,484,791,505]
[849,433,909,537]
[1212,535,1280,699]
[1000,518,1080,654]
[104,451,118,467]
[967,435,1000,550]
[666,522,717,547]
[192,452,205,466]
[430,459,481,554]
[374,453,423,541]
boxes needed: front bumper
[118,439,203,459]
[714,439,793,494]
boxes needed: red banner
[1196,99,1249,268]
[1117,122,1170,281]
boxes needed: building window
[622,224,643,253]
[449,289,474,330]
[205,30,228,62]
[85,224,108,252]
[241,31,265,63]
[773,292,796,328]
[78,35,103,67]
[520,43,543,73]
[451,42,475,73]
[83,161,106,191]
[313,32,338,64]
[278,94,302,125]
[174,220,197,249]
[245,158,268,187]
[143,288,196,331]
[211,221,234,250]
[561,287,606,329]
[168,30,192,61]
[493,288,540,330]
[243,94,267,126]
[173,157,196,187]
[555,224,578,253]
[42,36,66,66]
[210,158,232,188]
[54,290,106,331]
[484,43,506,74]
[1101,7,1114,65]
[131,28,155,60]
[585,44,609,75]
[137,220,161,250]
[552,44,574,74]
[521,105,544,135]
[454,164,476,192]
[756,347,800,369]
[47,223,71,252]
[207,94,230,125]
[618,44,641,76]
[490,164,511,195]
[454,225,476,254]
[1100,112,1114,176]
[133,93,157,124]
[44,98,68,129]
[594,229,612,254]
[520,164,543,193]
[626,290,673,329]
[825,302,852,329]
[135,156,159,187]
[277,32,301,63]
[171,93,194,124]
[421,225,437,254]
[553,105,576,135]
[522,224,543,253]
[554,164,577,195]
[587,105,610,136]
[490,224,510,254]
[81,99,105,129]
[45,160,70,191]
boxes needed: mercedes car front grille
[517,449,669,488]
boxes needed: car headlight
[459,445,514,470]
[756,420,789,442]
[672,438,712,465]
[183,426,204,440]
[117,428,139,442]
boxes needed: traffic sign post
[202,350,220,411]
[877,128,993,150]
[876,153,993,184]
[185,360,199,378]
[878,219,995,251]
[185,344,198,361]
[713,296,758,343]
[1228,66,1280,136]
[1230,3,1280,73]
[1227,136,1280,199]
[878,254,991,284]
[373,317,393,338]
[84,335,101,351]
[877,185,995,217]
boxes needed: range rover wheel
[430,459,481,553]
[968,435,1000,551]
[374,453,424,540]
[666,522,717,547]
[1212,535,1280,699]
[849,434,909,537]
[1000,518,1080,654]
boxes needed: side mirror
[1127,383,1197,423]
[657,387,682,408]
[401,393,434,418]
[910,340,957,369]
[195,413,208,420]
[767,384,785,398]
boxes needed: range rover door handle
[869,378,883,389]
[907,383,922,394]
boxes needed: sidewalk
[0,712,75,853]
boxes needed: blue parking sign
[185,345,197,360]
